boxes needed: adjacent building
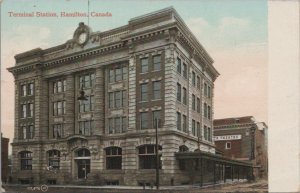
[213,116,268,179]
[1,134,9,183]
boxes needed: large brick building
[213,116,268,179]
[8,7,253,186]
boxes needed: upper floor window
[21,125,34,139]
[109,90,126,109]
[192,120,196,136]
[192,71,196,86]
[204,82,211,98]
[207,105,211,120]
[197,122,201,137]
[182,114,187,133]
[105,147,122,169]
[177,112,181,131]
[192,94,196,111]
[152,110,161,128]
[140,83,148,102]
[204,103,207,118]
[177,83,181,102]
[182,87,187,105]
[141,58,149,73]
[20,151,32,170]
[53,79,66,93]
[28,83,34,95]
[21,104,27,118]
[197,76,200,89]
[79,120,93,136]
[48,150,60,169]
[183,63,187,78]
[204,125,208,140]
[177,57,181,74]
[53,124,63,139]
[28,103,34,117]
[152,81,161,100]
[21,85,27,96]
[79,96,94,113]
[79,73,95,89]
[140,112,148,129]
[197,98,200,113]
[153,55,161,71]
[108,117,127,134]
[208,127,212,141]
[225,142,231,149]
[53,101,66,116]
[109,64,128,83]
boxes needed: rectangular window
[114,117,121,133]
[141,58,149,73]
[208,86,211,98]
[115,91,121,108]
[192,94,196,110]
[192,71,196,86]
[182,87,187,105]
[140,112,148,129]
[225,142,231,149]
[109,69,114,83]
[53,124,62,139]
[182,115,187,133]
[177,58,181,74]
[122,91,127,107]
[153,55,161,71]
[197,122,201,137]
[177,83,181,102]
[197,98,200,113]
[140,83,148,102]
[22,126,27,139]
[208,127,211,141]
[79,96,94,112]
[63,80,67,92]
[79,121,93,136]
[115,67,122,81]
[204,125,208,140]
[28,103,34,117]
[28,83,34,95]
[183,63,187,78]
[204,103,207,118]
[208,105,211,120]
[80,73,95,89]
[109,118,114,134]
[153,81,161,100]
[21,104,27,118]
[197,76,200,89]
[192,120,196,136]
[177,112,181,131]
[204,83,207,96]
[53,101,65,116]
[21,85,27,96]
[122,117,127,132]
[122,66,128,80]
[152,110,161,128]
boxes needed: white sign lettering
[213,135,242,141]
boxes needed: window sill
[151,99,162,102]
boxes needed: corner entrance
[74,148,91,179]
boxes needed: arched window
[76,148,91,157]
[105,147,122,169]
[48,150,60,169]
[20,151,32,170]
[179,145,189,152]
[138,145,162,169]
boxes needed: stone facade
[213,116,268,179]
[8,7,219,186]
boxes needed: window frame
[20,151,32,170]
[141,58,149,73]
[153,55,161,71]
[152,81,161,100]
[140,83,148,102]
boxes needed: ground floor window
[138,145,162,169]
[105,147,122,169]
[20,151,32,170]
[48,150,60,169]
[47,179,57,185]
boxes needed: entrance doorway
[74,148,91,179]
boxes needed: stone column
[127,54,136,132]
[93,68,105,135]
[64,74,75,137]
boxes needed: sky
[0,0,267,151]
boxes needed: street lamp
[155,118,160,190]
[77,84,88,101]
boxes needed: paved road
[2,180,268,193]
